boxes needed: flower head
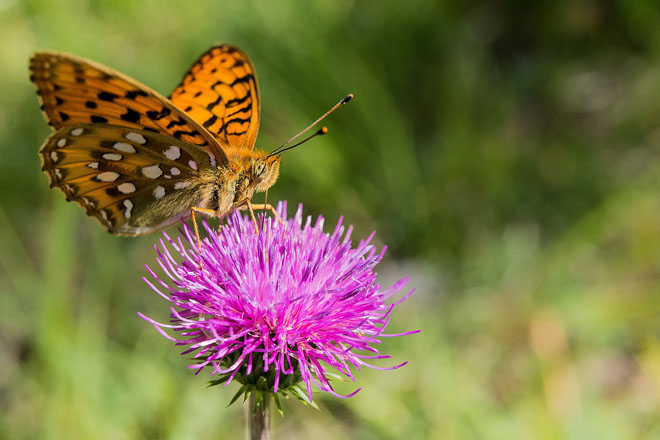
[140,202,417,403]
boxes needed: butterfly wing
[169,44,260,151]
[40,123,220,235]
[29,51,229,166]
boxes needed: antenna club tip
[320,126,328,134]
[342,93,354,104]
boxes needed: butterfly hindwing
[29,51,229,166]
[169,44,260,151]
[40,124,219,235]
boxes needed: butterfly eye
[253,160,266,178]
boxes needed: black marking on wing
[173,130,200,139]
[166,117,188,129]
[125,90,149,99]
[146,107,171,120]
[226,102,252,118]
[98,91,119,101]
[227,116,251,125]
[203,115,218,129]
[206,94,224,112]
[225,94,250,106]
[120,108,141,123]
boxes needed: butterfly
[30,44,349,237]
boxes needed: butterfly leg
[229,198,260,233]
[191,206,218,271]
[246,201,259,233]
[247,203,285,225]
[260,186,284,225]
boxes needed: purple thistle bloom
[139,202,418,403]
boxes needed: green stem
[245,392,270,440]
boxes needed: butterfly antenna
[269,126,328,156]
[269,93,353,156]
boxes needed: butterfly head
[250,154,281,193]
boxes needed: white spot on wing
[174,181,191,190]
[208,152,217,167]
[125,132,147,144]
[50,151,58,162]
[100,210,108,220]
[123,199,134,219]
[118,182,136,194]
[57,138,66,147]
[113,142,136,153]
[87,162,99,169]
[54,169,62,179]
[142,165,163,179]
[170,167,180,176]
[96,171,120,182]
[153,186,165,199]
[71,128,83,136]
[164,146,181,160]
[188,160,198,170]
[102,153,122,161]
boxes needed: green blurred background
[2,0,660,438]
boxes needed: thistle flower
[139,202,417,405]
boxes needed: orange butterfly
[30,44,351,236]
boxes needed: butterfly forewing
[40,123,218,235]
[169,44,260,151]
[30,51,228,166]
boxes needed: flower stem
[245,392,270,440]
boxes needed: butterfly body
[31,44,275,236]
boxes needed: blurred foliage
[2,0,660,438]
